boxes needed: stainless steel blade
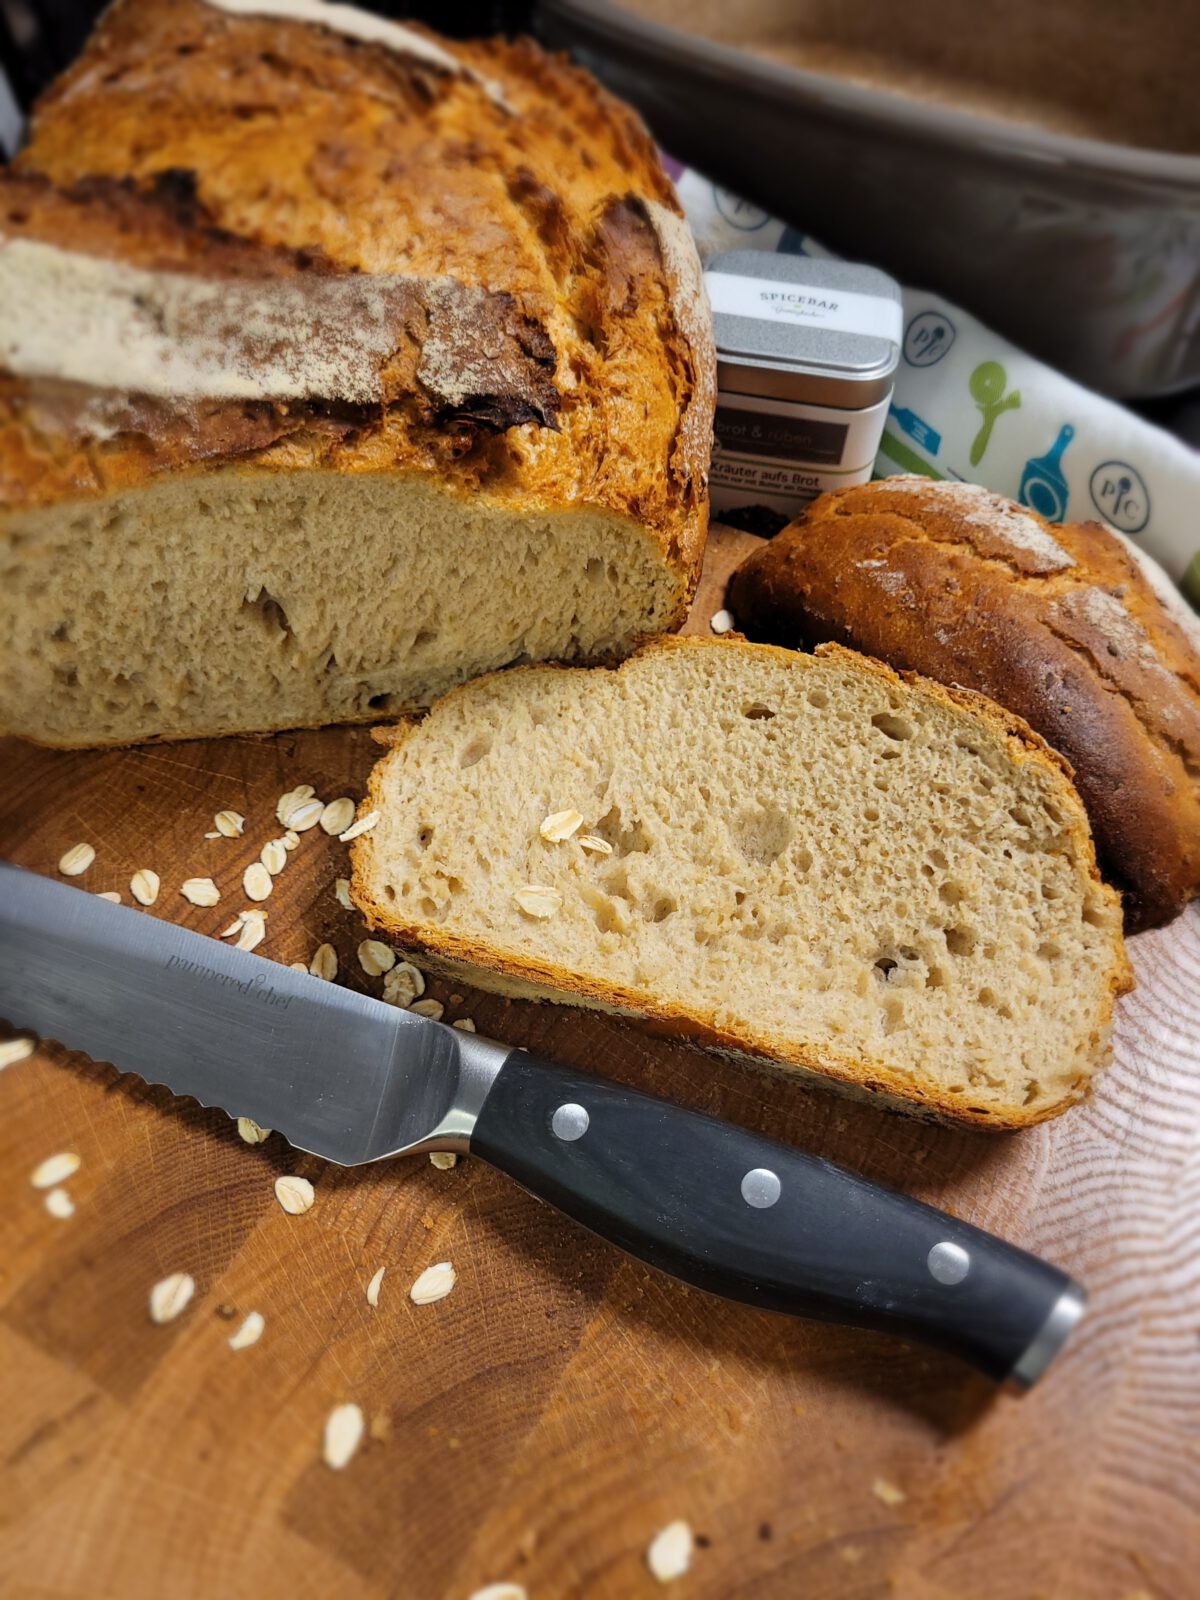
[0,863,506,1163]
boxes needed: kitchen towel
[669,162,1200,608]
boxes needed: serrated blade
[0,862,500,1164]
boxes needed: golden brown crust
[350,635,1132,1130]
[2,0,713,609]
[729,478,1200,932]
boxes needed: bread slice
[0,2,712,747]
[727,476,1200,931]
[352,636,1132,1128]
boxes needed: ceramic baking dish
[538,0,1200,398]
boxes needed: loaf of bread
[729,477,1200,932]
[0,0,713,747]
[352,635,1131,1128]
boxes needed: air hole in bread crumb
[736,805,792,866]
[1083,901,1111,927]
[241,587,292,645]
[864,807,880,823]
[460,737,491,769]
[1042,882,1062,900]
[417,827,433,849]
[939,881,966,905]
[1023,1079,1042,1105]
[383,885,396,902]
[872,712,915,742]
[807,688,829,709]
[647,895,677,923]
[743,704,776,721]
[881,998,905,1034]
[945,926,976,957]
[1009,805,1033,828]
[874,958,897,979]
[1038,941,1063,962]
[413,629,437,649]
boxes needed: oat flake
[310,943,338,981]
[237,1117,271,1145]
[260,839,288,875]
[274,1174,315,1214]
[578,835,613,856]
[320,797,356,835]
[58,842,95,876]
[382,961,425,1007]
[365,1266,386,1307]
[44,1187,75,1219]
[130,869,160,906]
[149,1271,195,1324]
[709,608,735,635]
[30,1150,81,1189]
[236,910,268,952]
[323,1402,365,1470]
[334,877,354,910]
[410,998,444,1022]
[0,1037,35,1070]
[410,1262,456,1304]
[539,808,583,842]
[647,1520,693,1582]
[358,939,396,977]
[339,810,379,843]
[514,885,562,919]
[95,890,122,902]
[468,1587,528,1600]
[288,798,325,833]
[228,1310,265,1350]
[451,1018,476,1033]
[181,877,220,907]
[214,810,245,838]
[429,1151,457,1170]
[276,785,316,826]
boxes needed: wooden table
[1,529,1196,1600]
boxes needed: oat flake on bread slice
[350,636,1132,1129]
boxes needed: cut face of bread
[353,637,1132,1128]
[1,469,685,747]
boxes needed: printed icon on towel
[1088,461,1150,535]
[713,186,771,231]
[903,310,956,368]
[889,404,942,456]
[968,362,1021,466]
[1019,423,1075,522]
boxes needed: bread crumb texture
[354,638,1130,1128]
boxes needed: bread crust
[351,635,1133,1130]
[1,0,713,629]
[728,478,1200,931]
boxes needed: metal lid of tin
[707,251,902,409]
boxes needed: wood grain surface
[0,527,1196,1600]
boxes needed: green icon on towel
[968,361,1021,466]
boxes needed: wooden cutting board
[0,526,1196,1600]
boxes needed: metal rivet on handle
[740,1167,781,1209]
[927,1241,971,1285]
[551,1102,589,1142]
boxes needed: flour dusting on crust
[876,476,1075,573]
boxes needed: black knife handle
[470,1052,1084,1387]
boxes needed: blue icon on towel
[889,404,942,456]
[1019,424,1075,522]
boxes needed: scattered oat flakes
[95,890,121,903]
[282,829,300,850]
[539,808,583,842]
[577,834,613,855]
[429,1152,457,1170]
[181,877,220,907]
[276,784,316,826]
[274,1174,315,1215]
[149,1271,195,1324]
[289,961,307,972]
[320,797,356,835]
[872,1477,906,1507]
[30,1151,81,1189]
[44,1187,75,1219]
[260,839,288,876]
[409,1262,456,1304]
[334,877,354,910]
[0,1036,35,1070]
[310,943,338,981]
[204,832,221,840]
[58,842,95,876]
[323,1402,365,1470]
[289,799,325,832]
[382,962,425,1007]
[236,910,268,952]
[514,885,562,919]
[237,1117,271,1145]
[451,1018,476,1033]
[358,939,396,977]
[339,809,379,843]
[130,869,160,906]
[647,1520,693,1582]
[468,1586,527,1600]
[243,862,273,902]
[219,915,243,938]
[228,1310,265,1350]
[365,1266,385,1307]
[214,810,245,838]
[410,998,444,1022]
[709,608,735,635]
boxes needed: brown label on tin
[714,404,849,465]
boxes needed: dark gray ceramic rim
[542,0,1200,196]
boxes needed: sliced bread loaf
[352,636,1132,1128]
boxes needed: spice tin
[705,250,902,520]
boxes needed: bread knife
[0,862,1083,1388]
